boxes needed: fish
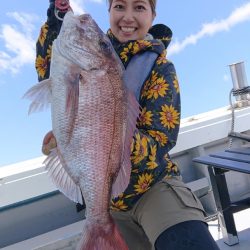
[24,11,140,250]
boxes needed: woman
[37,0,220,249]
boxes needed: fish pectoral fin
[23,79,52,114]
[65,75,79,115]
[44,149,83,204]
[64,73,80,143]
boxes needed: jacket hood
[148,24,172,49]
[107,24,172,67]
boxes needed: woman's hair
[108,0,156,14]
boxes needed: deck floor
[2,209,250,250]
[208,208,250,250]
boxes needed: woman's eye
[113,4,124,10]
[99,41,108,50]
[99,40,111,53]
[135,5,146,11]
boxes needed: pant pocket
[163,178,205,212]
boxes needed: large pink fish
[24,11,140,250]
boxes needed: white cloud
[7,12,37,35]
[0,1,89,75]
[169,2,250,56]
[0,12,36,74]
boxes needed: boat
[0,62,249,249]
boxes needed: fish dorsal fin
[111,51,158,197]
[23,79,52,114]
[44,149,83,204]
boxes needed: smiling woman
[2,0,250,249]
[108,0,156,42]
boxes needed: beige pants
[111,177,206,250]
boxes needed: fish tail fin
[23,79,52,114]
[77,218,128,250]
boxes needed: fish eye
[99,40,111,53]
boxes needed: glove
[47,0,69,27]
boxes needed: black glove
[47,0,68,28]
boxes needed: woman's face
[109,0,155,43]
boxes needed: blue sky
[1,0,250,167]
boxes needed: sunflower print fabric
[35,16,63,81]
[107,28,181,211]
[35,14,181,211]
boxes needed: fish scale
[72,76,118,217]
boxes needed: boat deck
[3,209,250,250]
[1,106,250,250]
[209,208,250,250]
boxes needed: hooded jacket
[107,26,181,211]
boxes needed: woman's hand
[42,130,57,155]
